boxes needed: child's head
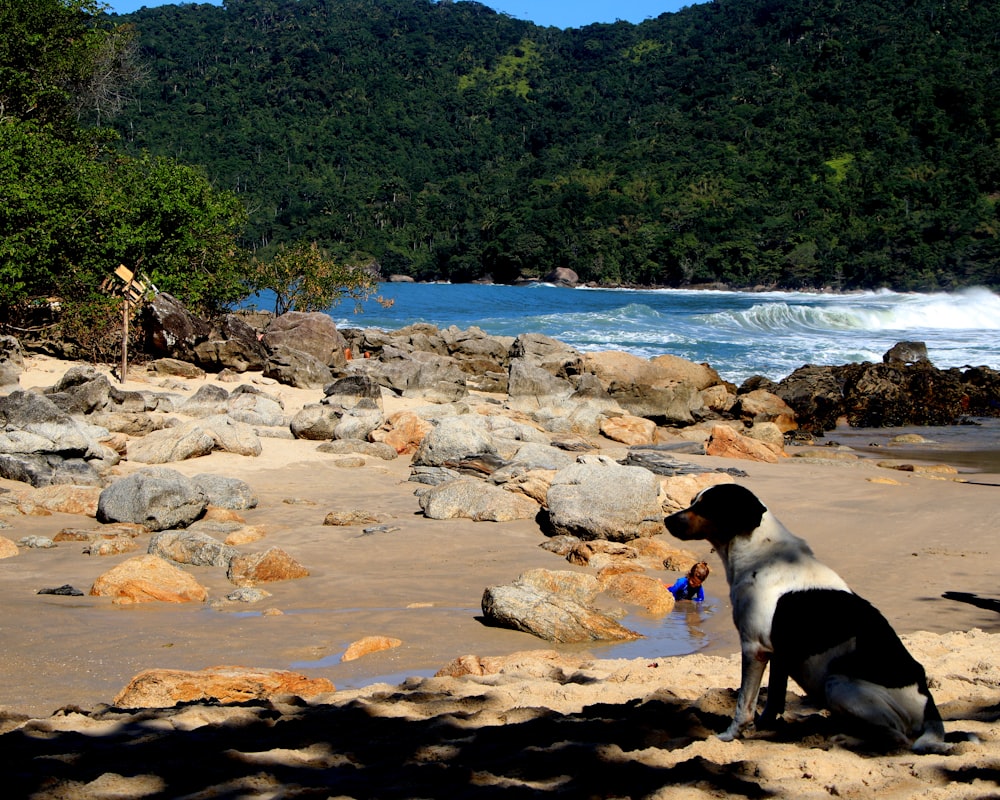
[688,561,710,587]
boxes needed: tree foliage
[0,0,248,339]
[249,241,390,316]
[109,0,1000,291]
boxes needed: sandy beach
[2,353,999,799]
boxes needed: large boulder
[97,467,208,531]
[481,569,641,643]
[417,478,540,522]
[411,415,497,467]
[263,346,334,389]
[546,461,664,542]
[0,390,111,486]
[262,311,348,369]
[89,554,208,604]
[192,473,258,510]
[774,365,845,433]
[543,267,579,287]
[148,529,240,567]
[192,313,267,373]
[125,424,217,464]
[144,292,211,361]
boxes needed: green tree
[249,241,390,316]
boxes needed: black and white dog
[665,483,950,753]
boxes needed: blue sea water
[303,283,1000,384]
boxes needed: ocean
[325,282,1000,385]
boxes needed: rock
[192,474,258,510]
[144,292,211,361]
[333,400,384,441]
[323,509,388,526]
[322,375,383,410]
[196,415,263,457]
[224,525,266,546]
[226,587,271,603]
[82,536,140,555]
[18,535,56,548]
[600,414,657,445]
[226,387,286,427]
[341,635,403,662]
[89,411,165,437]
[227,547,309,586]
[263,346,333,389]
[417,478,540,522]
[14,484,102,516]
[126,424,217,464]
[290,403,342,440]
[43,366,114,414]
[435,649,571,679]
[148,530,240,567]
[89,554,208,604]
[546,462,665,541]
[37,584,85,596]
[96,467,208,531]
[0,536,18,558]
[543,267,579,287]
[54,523,146,543]
[733,389,798,433]
[192,314,268,373]
[775,365,845,434]
[505,358,575,411]
[148,358,205,379]
[370,410,434,454]
[883,341,931,366]
[113,665,334,709]
[262,311,348,369]
[704,424,782,462]
[744,421,786,449]
[0,389,103,457]
[0,453,104,488]
[411,415,498,467]
[316,440,398,460]
[508,333,581,377]
[659,472,735,512]
[179,384,230,417]
[481,569,641,643]
[0,335,24,389]
[599,572,675,615]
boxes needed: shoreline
[2,352,999,799]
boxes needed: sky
[103,1,697,29]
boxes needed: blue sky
[103,1,698,29]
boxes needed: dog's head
[665,484,767,545]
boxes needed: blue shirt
[669,576,704,602]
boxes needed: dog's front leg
[720,646,769,741]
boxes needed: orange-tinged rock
[0,536,18,559]
[90,554,207,604]
[600,415,657,445]
[227,547,309,587]
[341,635,402,662]
[705,424,782,463]
[113,665,335,708]
[371,411,433,454]
[599,572,675,615]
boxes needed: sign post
[111,265,147,385]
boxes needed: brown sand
[2,354,998,799]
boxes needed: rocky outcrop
[481,569,642,643]
[0,335,25,390]
[545,460,665,542]
[97,467,208,531]
[0,390,115,487]
[89,554,208,604]
[113,666,334,708]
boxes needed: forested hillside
[112,0,1000,290]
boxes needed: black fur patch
[771,589,928,690]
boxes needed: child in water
[668,561,710,602]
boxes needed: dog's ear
[693,484,767,532]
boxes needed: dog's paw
[718,722,744,742]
